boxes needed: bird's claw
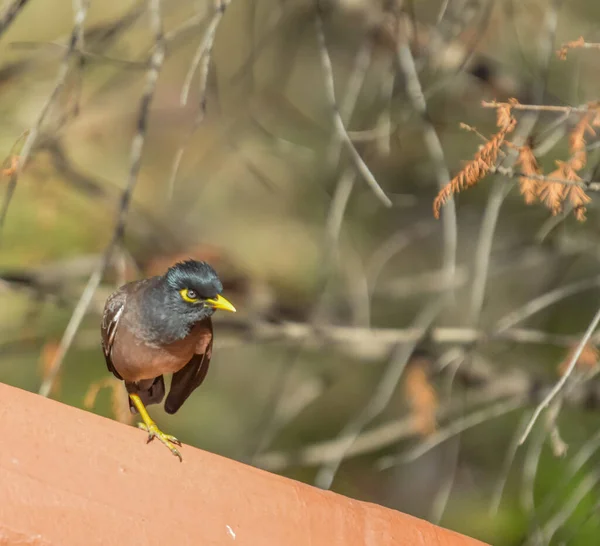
[137,422,183,461]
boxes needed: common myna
[101,260,236,460]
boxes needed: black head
[137,260,235,344]
[165,259,223,299]
[148,260,235,337]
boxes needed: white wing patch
[104,302,124,357]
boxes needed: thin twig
[0,0,90,233]
[467,179,513,325]
[518,304,600,445]
[537,427,600,519]
[493,165,600,191]
[395,13,457,290]
[313,300,443,489]
[556,500,600,544]
[325,33,374,168]
[10,40,148,68]
[314,10,392,208]
[482,100,593,114]
[340,245,371,327]
[489,410,534,515]
[164,10,206,42]
[366,222,434,294]
[375,65,394,156]
[180,0,230,108]
[0,0,30,40]
[557,36,600,59]
[538,472,600,544]
[429,437,460,525]
[168,0,230,198]
[468,0,560,327]
[460,123,507,153]
[436,0,451,24]
[494,274,600,334]
[227,0,290,87]
[378,396,524,467]
[347,123,399,142]
[520,421,546,544]
[247,374,326,463]
[221,319,596,355]
[256,379,528,472]
[325,168,356,251]
[38,0,165,397]
[248,175,359,461]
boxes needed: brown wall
[0,383,488,546]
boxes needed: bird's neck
[137,277,193,345]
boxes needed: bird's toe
[135,421,183,460]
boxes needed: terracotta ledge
[0,382,488,546]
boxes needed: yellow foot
[137,422,182,461]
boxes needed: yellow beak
[205,294,236,313]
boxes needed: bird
[100,259,236,460]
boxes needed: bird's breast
[109,326,200,382]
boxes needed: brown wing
[164,319,213,414]
[100,285,127,381]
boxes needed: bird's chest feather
[110,321,210,382]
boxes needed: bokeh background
[2,0,600,544]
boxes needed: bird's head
[163,260,236,324]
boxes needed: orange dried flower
[516,145,541,204]
[84,377,133,425]
[39,341,61,397]
[1,155,19,177]
[536,160,591,220]
[434,104,516,218]
[558,343,599,376]
[568,112,595,171]
[557,36,586,60]
[539,162,570,215]
[404,364,438,436]
[496,103,514,131]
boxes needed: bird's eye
[179,288,199,303]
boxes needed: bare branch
[467,0,560,326]
[256,376,528,472]
[482,99,594,115]
[493,165,600,191]
[168,0,231,197]
[557,36,600,59]
[518,304,600,445]
[325,168,356,251]
[395,13,457,290]
[312,300,444,489]
[429,438,460,525]
[520,422,546,543]
[467,179,513,325]
[180,0,230,108]
[536,426,600,519]
[378,396,524,468]
[215,319,595,356]
[489,410,534,515]
[539,472,600,544]
[0,0,30,40]
[325,34,373,168]
[494,274,600,334]
[314,10,392,208]
[0,0,91,232]
[38,0,166,397]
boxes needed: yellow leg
[129,394,182,461]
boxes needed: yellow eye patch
[179,288,200,303]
